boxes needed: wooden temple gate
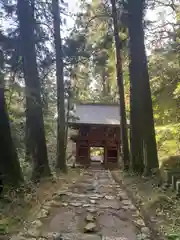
[70,124,121,168]
[68,103,122,169]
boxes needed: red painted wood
[75,125,120,168]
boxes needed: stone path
[11,169,152,240]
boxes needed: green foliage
[174,82,180,99]
[149,50,180,125]
[156,124,180,162]
[167,233,180,240]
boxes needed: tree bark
[111,0,130,170]
[127,0,159,174]
[25,106,31,163]
[17,0,50,179]
[65,96,70,153]
[0,67,23,185]
[52,0,67,172]
[129,56,144,173]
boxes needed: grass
[0,168,82,235]
[156,123,180,130]
[155,123,180,165]
[158,139,178,167]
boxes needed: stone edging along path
[111,171,168,240]
[10,169,157,240]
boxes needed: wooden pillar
[116,143,120,168]
[76,142,79,163]
[88,143,90,166]
[104,144,108,169]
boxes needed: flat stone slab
[97,211,137,239]
[117,192,128,200]
[102,237,129,240]
[36,209,49,219]
[98,199,121,210]
[87,207,97,213]
[83,203,91,207]
[46,208,79,233]
[86,213,96,222]
[84,222,97,233]
[89,194,104,199]
[52,233,102,240]
[104,195,115,200]
[121,200,132,205]
[70,202,83,207]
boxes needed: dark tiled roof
[69,103,122,125]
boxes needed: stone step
[163,169,180,185]
[176,180,180,197]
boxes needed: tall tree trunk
[52,0,67,172]
[129,56,144,173]
[17,0,50,180]
[128,0,159,174]
[142,57,159,174]
[0,56,23,185]
[65,95,70,152]
[111,0,130,170]
[25,106,31,163]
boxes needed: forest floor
[112,170,180,240]
[0,168,82,237]
[1,165,180,240]
[6,166,154,240]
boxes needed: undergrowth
[0,169,81,235]
[112,170,180,239]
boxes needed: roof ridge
[75,102,119,106]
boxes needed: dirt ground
[0,169,81,235]
[10,167,153,240]
[112,170,180,240]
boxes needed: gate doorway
[90,147,104,165]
